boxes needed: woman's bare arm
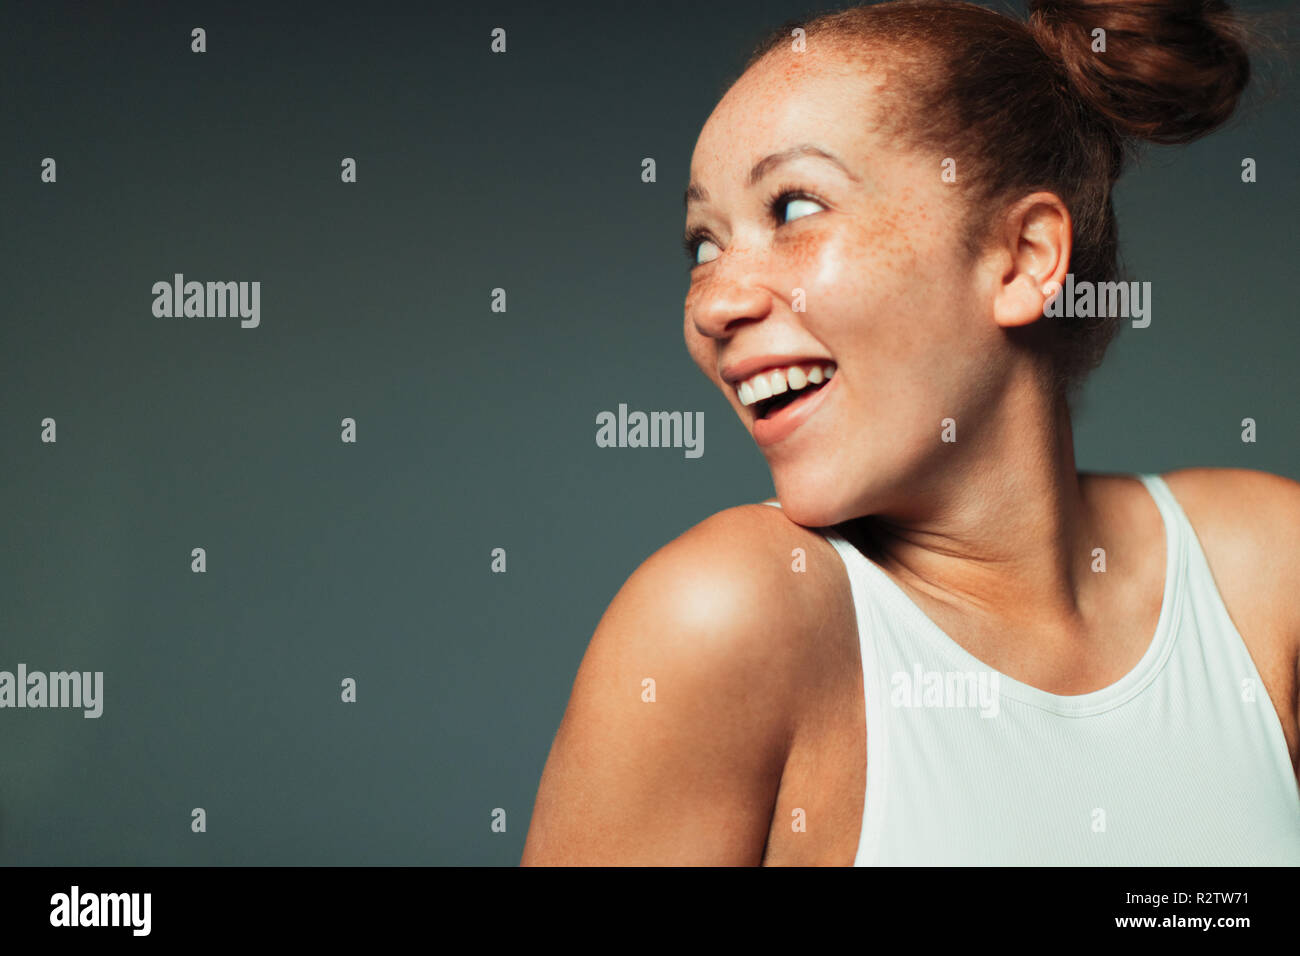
[521,508,812,865]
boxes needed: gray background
[1,0,1295,865]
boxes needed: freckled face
[683,47,1009,527]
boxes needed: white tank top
[763,473,1300,864]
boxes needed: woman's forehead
[690,55,894,194]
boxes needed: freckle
[777,233,818,284]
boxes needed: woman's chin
[767,489,847,529]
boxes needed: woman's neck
[837,384,1103,643]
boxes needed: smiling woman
[521,0,1300,866]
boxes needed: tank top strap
[1134,471,1189,589]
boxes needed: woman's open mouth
[734,362,837,447]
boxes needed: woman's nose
[687,263,774,340]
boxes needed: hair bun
[1027,0,1251,144]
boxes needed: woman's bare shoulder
[602,500,849,677]
[1161,466,1300,506]
[521,502,849,864]
[1159,467,1300,556]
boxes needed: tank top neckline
[763,473,1187,717]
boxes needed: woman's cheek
[803,231,897,323]
[792,231,855,309]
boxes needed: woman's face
[683,47,1013,527]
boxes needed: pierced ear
[992,193,1071,329]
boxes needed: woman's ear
[990,192,1072,329]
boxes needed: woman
[522,0,1300,864]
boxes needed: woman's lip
[751,374,838,447]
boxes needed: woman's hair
[740,0,1258,406]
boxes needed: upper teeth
[737,363,835,407]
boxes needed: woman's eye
[683,192,824,268]
[780,197,823,223]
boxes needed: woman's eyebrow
[684,142,860,209]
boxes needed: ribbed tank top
[763,473,1300,864]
